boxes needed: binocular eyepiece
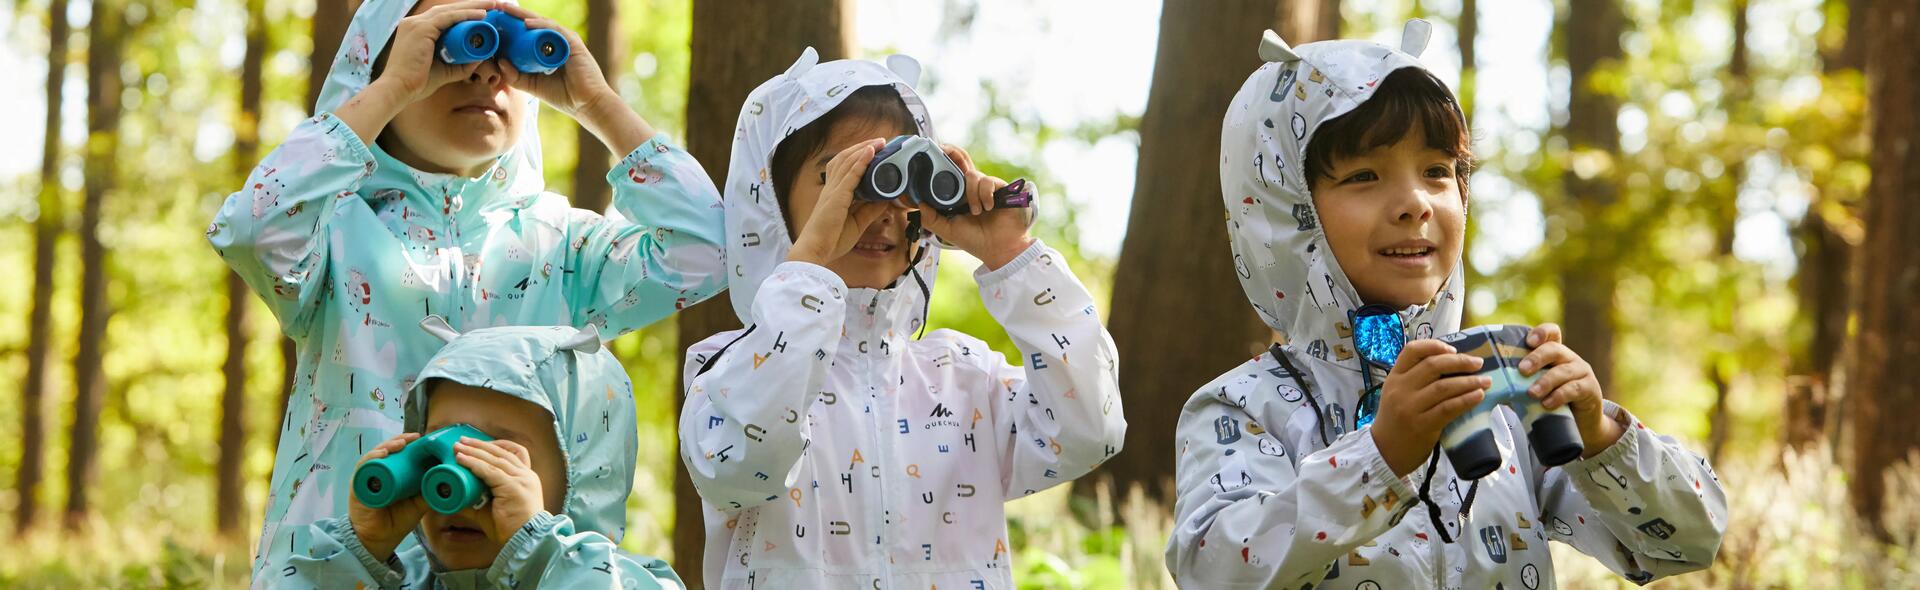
[352,424,493,514]
[438,10,569,75]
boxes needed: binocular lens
[874,165,904,194]
[436,481,453,499]
[467,32,487,50]
[540,41,558,57]
[930,170,961,202]
[366,477,383,493]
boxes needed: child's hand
[349,432,430,561]
[919,145,1036,270]
[1518,323,1624,458]
[488,4,618,120]
[372,0,501,104]
[1369,339,1491,477]
[453,437,545,545]
[787,138,895,266]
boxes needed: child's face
[1309,121,1466,309]
[382,0,528,177]
[785,117,919,290]
[418,382,568,571]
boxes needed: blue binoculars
[437,10,568,74]
[352,424,493,514]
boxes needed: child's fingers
[1401,352,1484,390]
[1528,362,1593,408]
[417,7,492,35]
[1416,374,1490,412]
[941,144,977,174]
[1527,323,1564,347]
[1391,339,1456,374]
[491,439,534,468]
[458,437,518,468]
[1518,341,1574,376]
[1424,383,1487,424]
[454,449,513,487]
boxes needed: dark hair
[767,85,917,233]
[1304,68,1473,195]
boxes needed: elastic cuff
[487,511,563,583]
[610,133,679,175]
[311,111,378,171]
[327,517,408,589]
[771,260,850,294]
[1569,400,1642,473]
[1350,430,1423,517]
[973,239,1051,286]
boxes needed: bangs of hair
[1304,68,1473,188]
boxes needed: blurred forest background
[1,0,1917,587]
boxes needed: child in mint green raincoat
[281,319,679,588]
[205,0,724,582]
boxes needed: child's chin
[428,544,500,571]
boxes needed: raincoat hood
[1221,20,1467,373]
[722,48,943,330]
[316,0,545,220]
[404,317,637,543]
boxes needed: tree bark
[219,0,269,537]
[1557,0,1624,395]
[67,0,126,530]
[17,0,71,537]
[677,1,851,583]
[1100,0,1286,504]
[1846,0,1920,540]
[570,0,619,213]
[1283,0,1339,42]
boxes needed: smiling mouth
[852,241,897,254]
[453,105,503,117]
[1378,246,1435,258]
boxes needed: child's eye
[1340,170,1378,184]
[1426,165,1454,178]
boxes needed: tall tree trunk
[1846,0,1920,541]
[1456,0,1478,328]
[570,0,619,213]
[1283,0,1339,42]
[678,1,851,583]
[1557,0,1624,395]
[1786,0,1866,454]
[219,0,269,537]
[1101,0,1285,504]
[67,0,125,530]
[17,0,71,537]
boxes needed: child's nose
[471,59,507,88]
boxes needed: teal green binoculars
[352,424,493,514]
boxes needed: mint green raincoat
[204,0,724,582]
[283,322,681,589]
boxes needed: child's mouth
[850,240,897,258]
[1376,244,1437,267]
[439,522,488,544]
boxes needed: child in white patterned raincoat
[1164,21,1727,589]
[677,48,1127,589]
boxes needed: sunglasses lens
[1352,312,1404,367]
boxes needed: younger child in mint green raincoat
[282,319,679,589]
[206,0,724,582]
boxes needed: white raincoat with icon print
[1164,21,1727,590]
[677,48,1126,590]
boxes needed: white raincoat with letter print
[677,48,1127,590]
[1164,21,1727,590]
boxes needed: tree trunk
[67,0,126,530]
[1785,0,1867,454]
[219,0,269,537]
[1100,0,1285,504]
[1846,0,1920,540]
[1456,0,1478,328]
[570,0,619,213]
[1283,0,1339,42]
[1557,0,1624,395]
[17,0,71,537]
[678,1,851,583]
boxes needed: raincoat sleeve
[275,517,417,589]
[1165,376,1426,589]
[206,112,375,340]
[485,512,685,589]
[965,240,1127,497]
[569,134,728,336]
[678,261,848,510]
[1531,400,1728,584]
